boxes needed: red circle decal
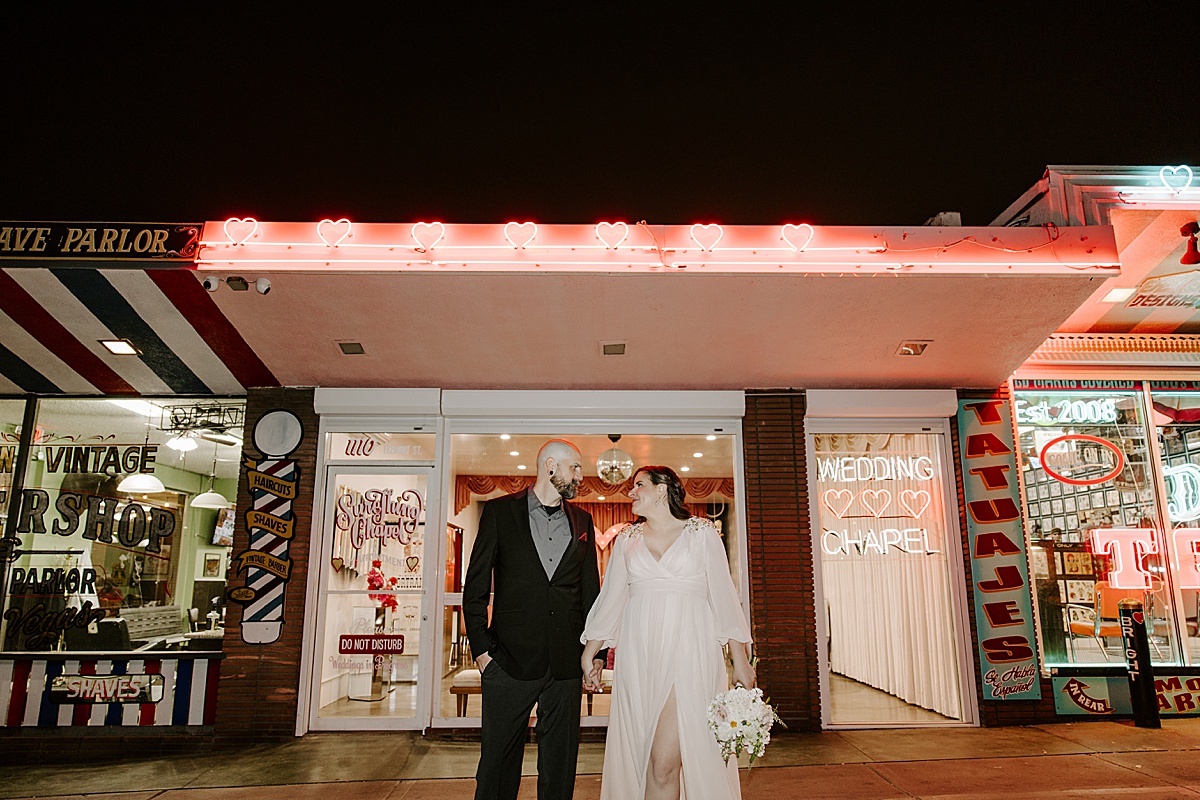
[1038,434,1125,486]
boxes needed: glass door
[809,421,976,727]
[309,465,437,730]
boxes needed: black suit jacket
[463,489,603,680]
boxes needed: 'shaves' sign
[0,222,201,261]
[49,673,165,704]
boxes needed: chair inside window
[1066,580,1164,661]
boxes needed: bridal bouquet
[707,686,783,767]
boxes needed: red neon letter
[969,465,1012,490]
[1173,528,1200,589]
[966,432,1013,458]
[1090,528,1158,590]
[974,532,1021,558]
[963,400,1004,425]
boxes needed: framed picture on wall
[1064,496,1077,513]
[1051,499,1064,514]
[1106,489,1120,506]
[1077,494,1091,510]
[1039,484,1050,500]
[1040,501,1052,516]
[1093,491,1106,508]
[202,553,222,579]
[1050,482,1063,498]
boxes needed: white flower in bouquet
[706,685,784,767]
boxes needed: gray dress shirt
[527,490,572,579]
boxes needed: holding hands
[581,656,605,693]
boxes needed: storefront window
[442,432,740,723]
[1,398,244,653]
[1013,382,1177,666]
[0,399,24,540]
[1150,384,1200,664]
[812,430,967,724]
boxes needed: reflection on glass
[1152,390,1200,666]
[813,431,964,724]
[318,472,427,719]
[441,433,739,721]
[1014,388,1177,666]
[1,398,243,653]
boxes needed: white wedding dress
[583,517,752,800]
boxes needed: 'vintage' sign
[958,397,1042,700]
[49,673,165,704]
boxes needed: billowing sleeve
[702,520,752,646]
[581,533,631,648]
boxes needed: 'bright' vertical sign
[958,398,1042,700]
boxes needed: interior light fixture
[517,464,527,470]
[100,339,140,355]
[166,433,199,452]
[117,418,164,493]
[192,452,232,509]
[1101,287,1137,303]
[597,434,634,484]
[201,431,242,447]
[108,399,159,417]
[692,452,703,458]
[509,451,519,456]
[500,434,511,440]
[117,473,165,493]
[680,466,691,472]
[706,435,718,441]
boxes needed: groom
[464,438,606,800]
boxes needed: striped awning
[0,267,276,396]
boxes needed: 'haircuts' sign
[958,397,1041,701]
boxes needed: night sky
[3,8,1196,227]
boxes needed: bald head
[537,439,583,500]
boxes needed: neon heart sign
[899,489,931,519]
[781,223,815,252]
[823,489,853,519]
[504,221,538,249]
[690,223,723,252]
[1160,165,1194,194]
[596,521,628,550]
[411,222,445,252]
[595,221,629,249]
[223,217,258,246]
[860,488,892,518]
[317,218,352,247]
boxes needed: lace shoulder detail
[621,521,644,540]
[687,516,718,535]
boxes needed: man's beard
[551,473,579,500]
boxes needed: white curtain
[816,433,963,719]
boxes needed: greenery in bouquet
[707,685,784,767]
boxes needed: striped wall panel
[0,656,220,727]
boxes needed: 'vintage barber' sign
[958,397,1041,700]
[0,222,201,261]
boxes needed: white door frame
[805,417,980,729]
[432,412,748,729]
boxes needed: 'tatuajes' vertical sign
[958,398,1042,701]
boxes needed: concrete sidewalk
[7,719,1200,799]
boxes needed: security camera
[255,278,271,295]
[201,276,220,292]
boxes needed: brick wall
[954,387,1058,726]
[214,387,318,745]
[743,390,820,731]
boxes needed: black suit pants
[475,660,582,800]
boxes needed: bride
[581,465,754,800]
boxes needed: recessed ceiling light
[895,340,932,357]
[100,339,140,355]
[337,341,366,355]
[598,496,605,501]
[500,434,511,440]
[1101,287,1137,303]
[517,464,527,470]
[600,341,626,356]
[692,452,703,458]
[706,435,717,441]
[680,466,690,472]
[509,451,519,456]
